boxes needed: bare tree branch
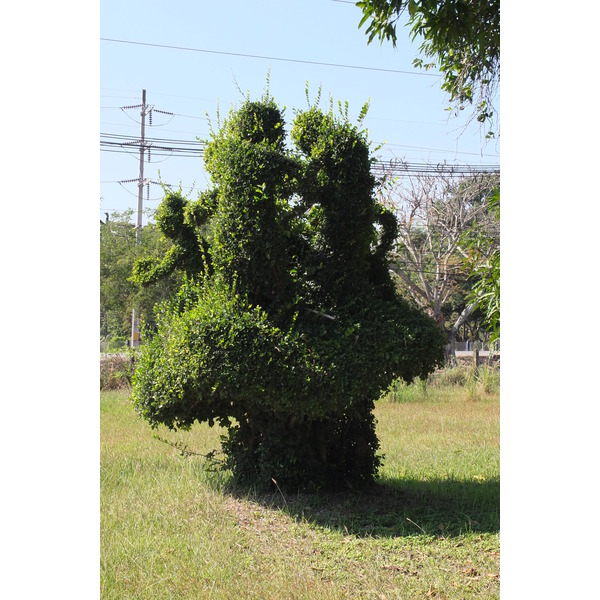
[379,170,499,335]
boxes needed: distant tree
[379,172,498,354]
[100,209,182,351]
[356,0,500,135]
[131,94,446,491]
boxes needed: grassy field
[101,374,499,599]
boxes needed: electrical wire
[100,114,499,159]
[172,112,209,121]
[100,37,439,77]
[100,132,499,175]
[100,133,205,159]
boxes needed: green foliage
[131,191,213,286]
[383,363,500,401]
[203,97,298,315]
[132,94,446,490]
[100,210,183,350]
[462,188,500,342]
[383,376,429,403]
[357,0,500,134]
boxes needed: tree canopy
[357,0,500,135]
[130,93,446,490]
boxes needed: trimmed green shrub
[131,93,446,490]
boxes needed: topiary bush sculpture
[131,93,446,490]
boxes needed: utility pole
[118,90,173,349]
[136,89,147,238]
[131,89,148,349]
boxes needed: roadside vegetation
[101,366,499,599]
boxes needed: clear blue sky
[100,0,500,222]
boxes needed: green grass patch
[382,364,500,403]
[101,384,499,598]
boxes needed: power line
[371,161,499,177]
[101,131,203,159]
[171,112,209,121]
[100,37,439,77]
[100,143,204,159]
[100,113,498,159]
[101,133,499,179]
[382,142,499,159]
[101,133,203,145]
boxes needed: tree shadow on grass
[225,475,499,538]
